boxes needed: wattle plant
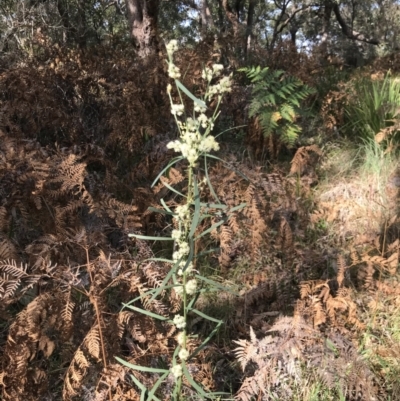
[116,40,244,401]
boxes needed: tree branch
[332,3,380,45]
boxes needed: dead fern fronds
[337,254,348,287]
[290,145,323,175]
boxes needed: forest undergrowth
[0,40,400,401]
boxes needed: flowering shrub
[116,40,242,400]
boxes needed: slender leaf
[195,274,238,294]
[194,247,220,258]
[198,202,227,209]
[181,363,209,398]
[115,357,169,373]
[151,156,184,187]
[190,308,223,324]
[129,374,148,401]
[160,198,173,213]
[147,371,169,401]
[122,304,169,321]
[161,180,185,197]
[191,320,223,359]
[150,266,175,301]
[189,177,201,238]
[194,218,227,240]
[214,125,247,139]
[145,257,175,263]
[204,155,220,203]
[148,207,174,216]
[176,79,206,108]
[205,154,250,182]
[128,234,174,241]
[229,203,247,213]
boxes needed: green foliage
[343,72,400,147]
[240,66,315,147]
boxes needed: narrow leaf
[122,304,169,321]
[204,155,220,203]
[128,234,174,241]
[160,198,173,213]
[191,320,223,358]
[176,79,206,108]
[195,274,238,294]
[206,154,250,181]
[151,156,184,187]
[195,218,227,241]
[190,308,224,324]
[148,207,174,216]
[181,363,209,398]
[147,372,169,401]
[129,374,149,401]
[115,357,169,373]
[161,180,185,197]
[189,177,201,238]
[150,266,175,301]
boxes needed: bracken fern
[240,66,315,148]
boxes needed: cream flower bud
[174,285,184,296]
[178,261,194,276]
[219,75,232,93]
[170,364,183,379]
[167,139,181,151]
[171,103,184,116]
[176,204,190,220]
[179,348,189,361]
[166,40,179,55]
[185,279,197,295]
[202,67,213,81]
[168,63,181,79]
[212,64,224,75]
[198,113,209,128]
[194,104,207,113]
[178,241,190,255]
[171,229,181,240]
[173,315,186,329]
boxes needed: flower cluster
[165,40,232,167]
[168,64,181,79]
[173,315,186,329]
[171,103,184,116]
[166,39,179,55]
[170,364,183,379]
[166,39,181,79]
[166,123,219,166]
[202,64,224,81]
[206,75,233,100]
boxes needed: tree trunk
[56,0,87,48]
[199,0,215,38]
[319,1,334,52]
[125,0,159,57]
[245,0,256,58]
[220,0,241,36]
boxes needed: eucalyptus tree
[1,0,399,61]
[125,0,159,56]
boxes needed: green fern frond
[240,66,315,148]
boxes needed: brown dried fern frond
[290,145,322,175]
[2,292,64,399]
[337,254,348,287]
